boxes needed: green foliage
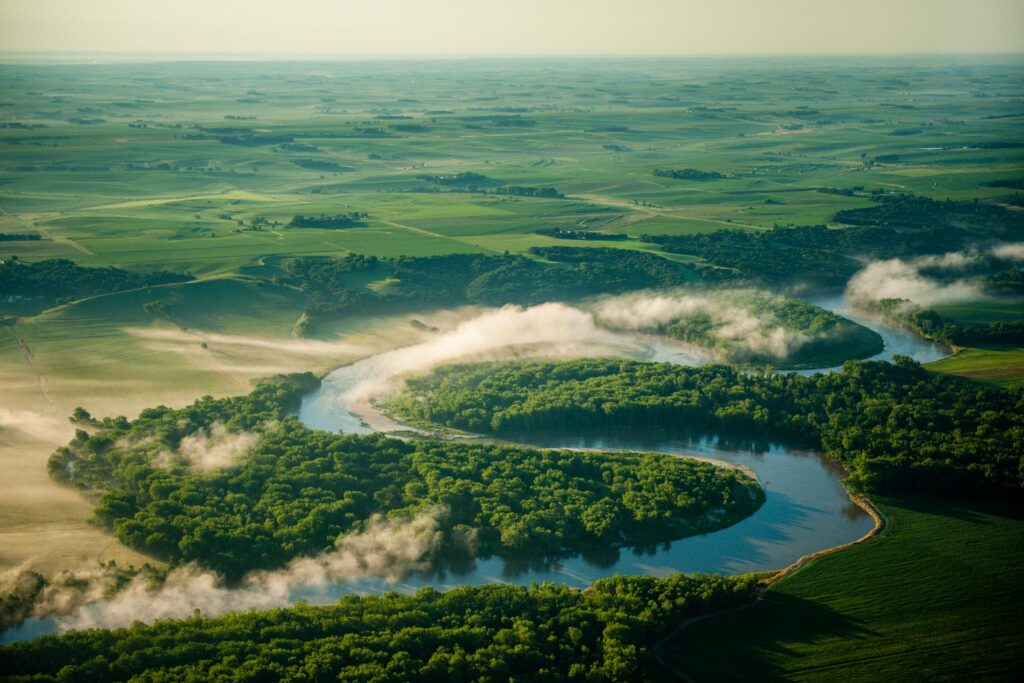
[534,228,630,241]
[868,298,1024,346]
[49,374,760,579]
[387,358,1024,497]
[0,573,759,682]
[288,213,368,229]
[653,169,725,181]
[284,249,689,330]
[0,259,192,301]
[643,195,1024,287]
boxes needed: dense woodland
[388,358,1024,496]
[51,375,759,579]
[643,194,1024,287]
[283,248,690,332]
[1,573,758,682]
[0,258,192,303]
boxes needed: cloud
[992,242,1024,262]
[170,422,260,471]
[592,290,808,360]
[3,508,449,639]
[0,408,70,443]
[846,256,990,305]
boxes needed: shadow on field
[660,593,877,682]
[891,494,1024,525]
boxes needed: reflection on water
[807,294,948,367]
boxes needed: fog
[3,507,449,639]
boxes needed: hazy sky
[1,0,1022,56]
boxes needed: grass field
[659,495,1024,682]
[923,301,1024,387]
[927,346,1024,388]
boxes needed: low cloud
[846,255,990,306]
[992,242,1024,262]
[592,291,808,360]
[171,422,260,471]
[0,408,70,443]
[3,508,449,639]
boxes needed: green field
[660,495,1024,681]
[0,55,1022,677]
[924,301,1024,387]
[927,345,1024,388]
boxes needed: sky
[0,0,1022,56]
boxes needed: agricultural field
[659,495,1024,681]
[0,54,1022,680]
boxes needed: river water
[292,294,946,592]
[2,295,946,641]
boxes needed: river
[293,294,945,591]
[2,294,946,641]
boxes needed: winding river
[2,295,948,641]
[293,295,947,595]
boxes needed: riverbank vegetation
[387,358,1024,497]
[866,298,1024,346]
[49,375,761,579]
[1,572,759,682]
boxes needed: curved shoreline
[649,494,887,679]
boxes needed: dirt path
[7,324,54,403]
[379,219,446,239]
[572,192,765,231]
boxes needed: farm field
[659,495,1024,681]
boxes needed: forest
[0,258,192,305]
[643,194,1024,287]
[0,572,759,682]
[283,248,690,331]
[387,357,1024,496]
[50,375,760,579]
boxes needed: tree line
[387,357,1024,497]
[0,572,759,682]
[282,248,690,333]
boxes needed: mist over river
[2,295,946,642]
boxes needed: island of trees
[653,169,726,181]
[288,213,368,229]
[534,228,629,241]
[51,375,761,580]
